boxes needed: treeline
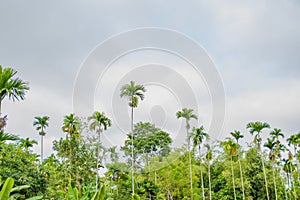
[0,65,299,200]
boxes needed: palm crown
[221,139,238,156]
[19,137,37,151]
[33,116,49,136]
[88,111,112,133]
[246,121,270,150]
[0,131,19,143]
[120,81,146,108]
[176,108,198,130]
[62,114,79,136]
[270,128,284,140]
[0,65,29,112]
[230,130,244,144]
[191,126,208,148]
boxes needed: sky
[0,0,300,158]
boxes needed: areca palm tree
[247,121,270,200]
[287,133,300,181]
[62,113,80,180]
[120,81,146,195]
[0,65,29,113]
[33,116,49,162]
[287,133,300,155]
[176,108,197,200]
[191,126,208,200]
[221,139,238,200]
[19,137,37,154]
[88,111,112,191]
[205,144,212,200]
[270,128,284,153]
[282,152,296,198]
[264,138,278,200]
[230,130,245,200]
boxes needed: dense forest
[0,65,299,200]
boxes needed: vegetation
[0,67,300,199]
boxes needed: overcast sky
[0,1,300,157]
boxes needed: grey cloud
[0,0,299,158]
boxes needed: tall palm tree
[230,130,245,200]
[282,152,296,198]
[287,133,300,181]
[33,116,49,162]
[19,137,37,154]
[0,65,29,113]
[247,121,270,200]
[205,144,212,200]
[176,108,198,200]
[287,133,300,155]
[88,111,111,191]
[120,81,146,195]
[222,139,238,200]
[270,128,284,153]
[264,138,278,200]
[62,113,79,180]
[191,126,208,200]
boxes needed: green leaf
[91,185,106,200]
[25,196,43,200]
[0,177,14,200]
[10,185,30,193]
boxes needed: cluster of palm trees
[172,111,300,200]
[218,122,300,200]
[33,112,112,192]
[1,64,300,199]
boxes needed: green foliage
[0,177,43,200]
[0,65,29,112]
[0,143,46,198]
[0,131,18,143]
[122,122,172,168]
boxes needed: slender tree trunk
[154,170,157,185]
[286,173,290,189]
[69,134,72,182]
[282,174,288,200]
[186,125,193,200]
[290,163,297,200]
[272,164,278,200]
[257,137,262,152]
[96,130,101,191]
[76,165,79,187]
[238,154,245,200]
[0,100,2,114]
[41,135,43,162]
[208,161,212,200]
[131,105,135,196]
[146,153,150,180]
[260,152,270,200]
[294,147,300,182]
[231,155,236,200]
[199,146,205,200]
